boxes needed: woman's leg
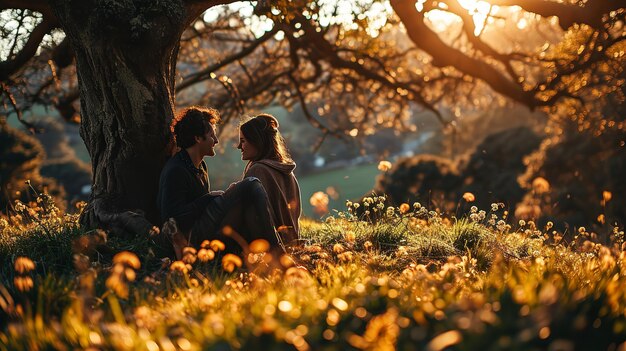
[219,177,279,246]
[189,177,279,251]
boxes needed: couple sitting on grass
[157,106,301,259]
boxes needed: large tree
[1,0,624,233]
[1,0,234,232]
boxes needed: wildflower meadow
[1,193,625,350]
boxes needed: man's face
[198,124,218,157]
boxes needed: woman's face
[237,131,258,161]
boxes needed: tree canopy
[2,0,624,134]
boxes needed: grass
[1,195,625,350]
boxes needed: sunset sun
[418,0,505,35]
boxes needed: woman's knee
[241,176,260,186]
[241,177,266,194]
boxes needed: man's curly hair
[172,106,220,149]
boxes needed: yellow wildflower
[222,254,243,273]
[377,160,392,172]
[532,177,550,194]
[249,239,270,254]
[198,249,215,262]
[14,257,35,274]
[210,240,226,252]
[14,276,34,292]
[462,192,475,202]
[112,251,140,270]
[333,243,345,254]
[170,261,189,274]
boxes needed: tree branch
[0,0,55,18]
[0,18,55,81]
[391,0,537,108]
[485,0,624,30]
[443,0,524,81]
[288,73,351,143]
[1,82,39,132]
[292,14,444,121]
[183,0,243,23]
[177,26,279,91]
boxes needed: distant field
[298,163,381,218]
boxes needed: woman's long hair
[239,114,293,163]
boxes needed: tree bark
[49,0,193,233]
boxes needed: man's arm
[159,168,215,232]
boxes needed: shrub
[373,126,543,220]
[0,121,66,212]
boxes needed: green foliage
[0,195,79,284]
[375,154,461,213]
[375,127,543,216]
[460,127,543,211]
[1,200,625,350]
[518,119,626,232]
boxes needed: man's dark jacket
[157,150,215,233]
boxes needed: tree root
[79,197,157,238]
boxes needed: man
[157,106,279,258]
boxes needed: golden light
[278,300,293,312]
[416,0,505,36]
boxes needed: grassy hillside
[298,164,380,218]
[1,196,625,350]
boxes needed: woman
[238,114,301,244]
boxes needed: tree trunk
[50,0,194,233]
